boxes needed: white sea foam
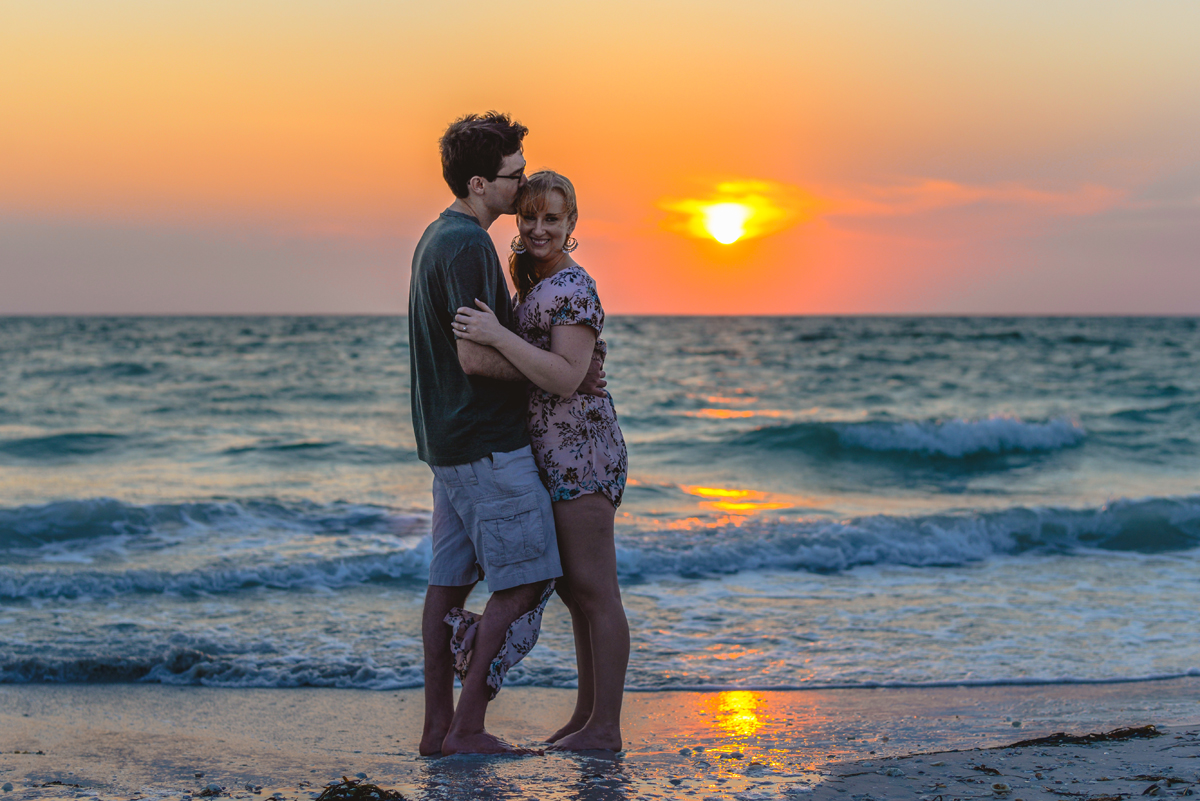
[142,650,423,690]
[834,415,1086,457]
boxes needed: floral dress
[445,580,555,700]
[516,265,628,508]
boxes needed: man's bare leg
[420,582,475,756]
[441,580,548,755]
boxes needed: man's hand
[578,354,607,398]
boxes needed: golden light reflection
[712,690,764,739]
[658,180,824,245]
[706,501,794,513]
[705,395,758,405]
[683,485,793,516]
[690,408,755,419]
[685,487,765,500]
[687,408,788,419]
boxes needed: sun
[658,180,822,246]
[702,203,753,244]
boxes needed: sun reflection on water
[706,501,794,513]
[685,487,766,501]
[712,690,765,739]
[686,408,788,419]
[683,485,794,516]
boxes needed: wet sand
[2,679,1199,800]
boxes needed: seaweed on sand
[1005,724,1163,748]
[314,777,408,801]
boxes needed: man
[409,112,601,756]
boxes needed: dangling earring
[510,236,526,254]
[562,236,579,254]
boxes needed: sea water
[1,316,1198,692]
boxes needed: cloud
[827,179,1125,219]
[656,176,1124,247]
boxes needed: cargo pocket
[476,490,547,567]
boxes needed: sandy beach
[3,678,1198,800]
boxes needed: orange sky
[2,0,1198,314]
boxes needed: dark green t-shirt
[408,209,529,466]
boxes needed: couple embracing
[410,112,629,755]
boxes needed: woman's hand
[453,299,507,347]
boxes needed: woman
[451,170,629,752]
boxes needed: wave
[730,416,1085,460]
[21,361,160,380]
[219,441,417,465]
[614,495,1200,577]
[0,497,419,548]
[623,670,1200,693]
[2,496,1198,598]
[0,647,422,690]
[1111,401,1200,424]
[0,432,127,459]
[835,416,1085,458]
[3,651,1195,691]
[0,545,432,599]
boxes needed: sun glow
[659,180,823,245]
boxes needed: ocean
[1,315,1198,694]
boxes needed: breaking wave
[729,416,1085,460]
[2,496,1198,599]
[834,416,1085,458]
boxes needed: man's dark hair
[439,111,529,199]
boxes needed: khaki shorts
[428,445,561,592]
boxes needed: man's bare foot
[545,713,590,744]
[546,726,622,752]
[442,729,542,756]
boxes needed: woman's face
[517,190,573,261]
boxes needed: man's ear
[467,176,486,196]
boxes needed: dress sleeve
[548,273,604,335]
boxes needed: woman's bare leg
[545,584,595,743]
[546,493,628,752]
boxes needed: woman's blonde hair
[509,171,579,302]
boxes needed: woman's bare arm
[454,300,597,398]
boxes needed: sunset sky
[2,0,1198,314]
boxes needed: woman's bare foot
[546,725,622,753]
[441,729,542,756]
[545,712,591,744]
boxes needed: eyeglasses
[492,170,525,182]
